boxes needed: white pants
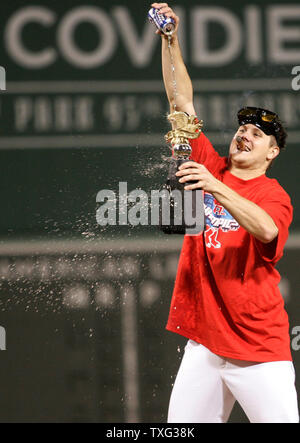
[168,340,299,423]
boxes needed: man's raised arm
[152,3,196,116]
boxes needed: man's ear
[267,144,280,161]
[267,136,280,160]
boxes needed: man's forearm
[161,34,195,115]
[212,182,278,243]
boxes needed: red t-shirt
[166,132,293,362]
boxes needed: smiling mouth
[237,144,251,152]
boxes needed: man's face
[229,123,279,170]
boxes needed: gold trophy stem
[165,111,203,159]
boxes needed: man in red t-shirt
[152,3,299,423]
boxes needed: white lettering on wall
[57,6,117,69]
[191,7,242,66]
[245,6,263,64]
[3,5,300,69]
[112,7,157,67]
[268,6,300,63]
[4,6,57,68]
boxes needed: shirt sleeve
[253,187,293,263]
[189,132,226,174]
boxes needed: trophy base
[167,157,198,189]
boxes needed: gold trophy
[159,111,204,235]
[165,111,203,161]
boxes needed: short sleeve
[254,188,293,263]
[190,132,226,174]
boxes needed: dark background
[0,0,299,422]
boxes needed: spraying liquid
[167,35,177,112]
[148,9,177,112]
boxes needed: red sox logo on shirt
[204,193,240,248]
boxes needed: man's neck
[228,164,266,180]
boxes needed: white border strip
[0,131,299,149]
[0,234,299,255]
[0,237,182,255]
[5,78,292,93]
[121,284,140,423]
[0,134,162,149]
[0,132,222,149]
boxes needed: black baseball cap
[237,107,287,150]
